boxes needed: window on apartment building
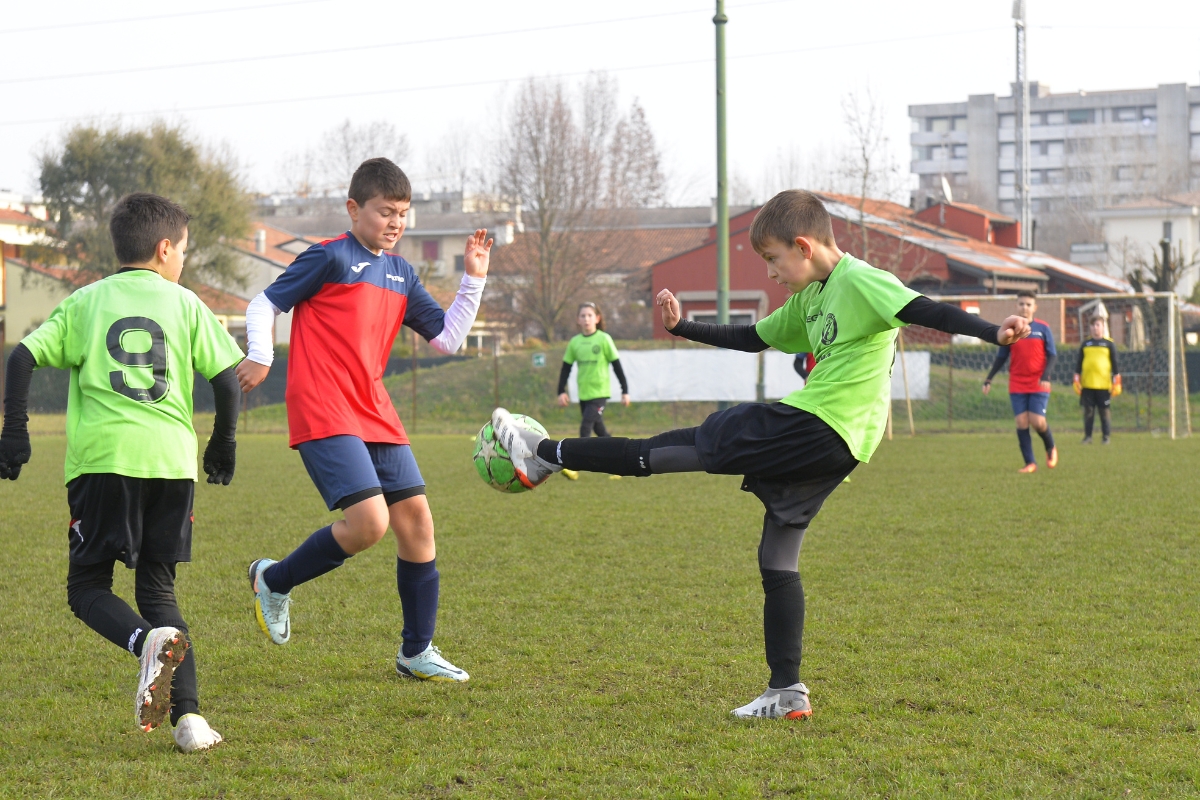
[911,118,922,133]
[1046,140,1064,156]
[1114,165,1137,181]
[1141,106,1157,121]
[1000,199,1016,213]
[928,117,951,133]
[999,114,1015,129]
[999,171,1015,185]
[1067,167,1092,182]
[1046,169,1064,184]
[1066,138,1094,154]
[999,142,1016,158]
[422,239,440,262]
[1191,133,1200,152]
[952,144,968,158]
[1067,109,1095,124]
[1031,170,1045,185]
[1029,112,1044,126]
[1142,165,1157,181]
[1114,107,1139,122]
[953,172,969,186]
[951,116,967,131]
[912,146,924,161]
[1045,111,1065,125]
[1190,105,1200,129]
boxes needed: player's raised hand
[0,433,31,481]
[236,359,270,393]
[657,288,681,331]
[996,314,1031,346]
[462,229,494,278]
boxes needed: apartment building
[909,81,1200,226]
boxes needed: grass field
[2,431,1199,798]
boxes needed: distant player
[793,352,816,380]
[236,158,490,682]
[1074,315,1121,444]
[983,290,1059,473]
[557,302,630,437]
[490,190,1030,719]
[0,193,243,751]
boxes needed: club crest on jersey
[821,313,838,346]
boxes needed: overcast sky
[2,0,1198,205]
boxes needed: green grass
[2,433,1200,798]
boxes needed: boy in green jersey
[0,193,245,751]
[493,190,1030,719]
[557,302,630,438]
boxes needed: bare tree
[424,124,480,195]
[840,88,902,264]
[489,75,665,340]
[278,119,410,195]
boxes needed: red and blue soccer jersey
[264,233,447,447]
[995,318,1056,393]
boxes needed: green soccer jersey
[755,254,919,463]
[563,330,620,401]
[21,269,245,484]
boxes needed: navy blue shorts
[297,435,425,511]
[1009,391,1050,417]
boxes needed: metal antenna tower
[1013,0,1031,248]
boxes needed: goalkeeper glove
[203,437,236,485]
[0,430,31,481]
[1111,375,1123,397]
[1072,378,1082,395]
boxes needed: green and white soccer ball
[473,414,548,493]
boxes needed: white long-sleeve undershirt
[242,273,487,366]
[244,291,280,366]
[429,274,486,355]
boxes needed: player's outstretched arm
[996,315,1031,346]
[0,344,35,481]
[656,288,768,352]
[237,291,281,392]
[462,229,493,278]
[203,366,240,485]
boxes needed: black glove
[0,431,31,481]
[202,437,236,485]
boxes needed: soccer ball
[473,414,548,493]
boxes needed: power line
[0,26,1006,128]
[0,0,332,35]
[0,0,795,87]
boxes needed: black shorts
[1080,388,1111,409]
[693,402,859,528]
[65,474,194,568]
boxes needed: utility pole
[1013,0,1032,249]
[714,0,729,325]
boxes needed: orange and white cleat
[732,683,812,719]
[1046,446,1058,469]
[1017,463,1038,474]
[135,627,188,732]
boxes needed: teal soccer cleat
[248,558,292,645]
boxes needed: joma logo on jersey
[820,313,838,346]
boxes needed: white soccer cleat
[731,683,812,719]
[173,713,224,752]
[395,643,470,683]
[136,627,188,732]
[249,558,292,645]
[490,407,560,488]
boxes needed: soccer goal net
[892,292,1194,437]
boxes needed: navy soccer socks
[397,558,439,658]
[1036,427,1055,453]
[1016,428,1035,465]
[263,525,351,595]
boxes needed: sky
[2,0,1199,206]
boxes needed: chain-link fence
[894,293,1194,436]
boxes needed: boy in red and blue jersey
[236,158,492,681]
[983,290,1059,472]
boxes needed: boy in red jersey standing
[236,158,491,681]
[983,290,1059,472]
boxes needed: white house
[1092,192,1200,296]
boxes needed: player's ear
[794,236,814,259]
[345,198,360,222]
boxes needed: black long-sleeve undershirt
[2,343,36,438]
[558,359,629,395]
[665,296,1001,351]
[209,366,241,444]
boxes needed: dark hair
[578,302,605,331]
[749,189,835,252]
[348,157,411,206]
[109,193,190,265]
[1016,289,1038,300]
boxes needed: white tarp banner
[567,349,759,402]
[566,348,930,402]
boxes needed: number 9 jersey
[21,269,245,485]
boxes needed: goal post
[895,292,1191,438]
